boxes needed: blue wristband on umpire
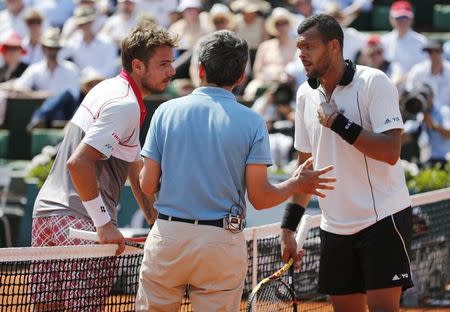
[330,113,362,145]
[281,203,305,232]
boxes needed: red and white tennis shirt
[33,70,146,224]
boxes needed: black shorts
[318,207,414,295]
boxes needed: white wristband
[82,195,111,227]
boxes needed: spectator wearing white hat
[135,0,178,28]
[381,0,427,76]
[170,0,211,51]
[189,3,237,87]
[100,0,138,48]
[169,0,212,79]
[230,0,270,55]
[205,3,236,31]
[0,0,28,40]
[61,0,107,44]
[62,6,118,78]
[13,27,80,98]
[21,9,45,65]
[244,7,297,99]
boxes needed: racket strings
[248,279,295,311]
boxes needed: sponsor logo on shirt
[392,273,409,281]
[111,132,121,142]
[385,117,400,125]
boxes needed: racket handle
[68,228,98,241]
[295,214,321,249]
[67,228,144,249]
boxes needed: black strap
[158,213,224,228]
[307,59,356,89]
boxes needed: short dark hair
[297,14,344,50]
[121,24,178,72]
[198,30,248,87]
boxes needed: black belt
[158,213,224,228]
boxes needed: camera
[268,82,295,136]
[400,83,434,118]
[272,82,294,107]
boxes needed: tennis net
[0,188,449,311]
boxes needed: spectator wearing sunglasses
[22,9,45,65]
[244,8,297,100]
[362,34,403,82]
[406,40,450,109]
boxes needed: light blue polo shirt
[141,87,272,220]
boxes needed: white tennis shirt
[295,65,411,235]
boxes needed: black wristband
[330,113,362,145]
[281,203,305,232]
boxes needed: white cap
[177,0,202,12]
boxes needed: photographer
[401,83,450,167]
[406,39,450,109]
[252,82,295,170]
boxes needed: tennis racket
[67,228,146,249]
[246,214,321,312]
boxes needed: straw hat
[324,2,357,28]
[230,0,270,14]
[209,4,235,29]
[23,9,43,23]
[73,5,96,26]
[40,27,62,48]
[265,7,295,37]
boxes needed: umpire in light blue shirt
[136,30,335,312]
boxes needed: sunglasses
[394,16,410,22]
[425,49,442,54]
[3,46,22,51]
[213,18,228,25]
[275,20,289,27]
[26,19,42,25]
[369,49,383,57]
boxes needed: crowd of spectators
[0,0,450,169]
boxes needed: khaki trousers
[136,219,247,312]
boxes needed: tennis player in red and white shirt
[30,25,176,310]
